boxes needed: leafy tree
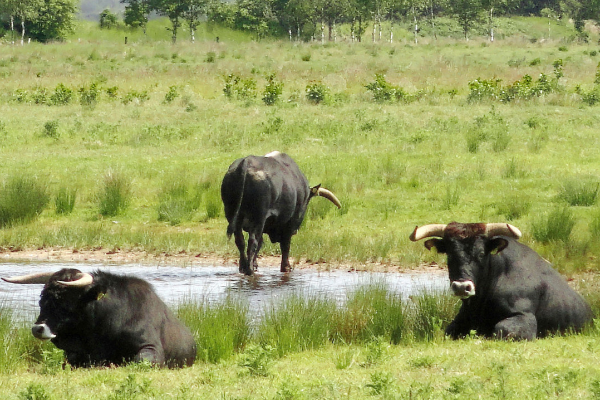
[26,0,77,42]
[447,0,482,39]
[183,0,208,42]
[153,0,188,43]
[122,0,152,34]
[99,9,119,29]
[207,0,236,27]
[234,0,276,40]
[0,0,41,44]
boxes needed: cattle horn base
[58,272,94,287]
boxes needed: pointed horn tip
[409,226,419,242]
[508,224,522,238]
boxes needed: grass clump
[177,296,251,364]
[98,170,131,217]
[238,344,276,377]
[558,178,599,206]
[532,207,576,243]
[157,179,203,225]
[54,187,77,215]
[0,176,49,228]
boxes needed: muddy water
[0,261,448,321]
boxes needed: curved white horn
[485,223,522,239]
[409,224,447,241]
[317,188,342,209]
[2,272,55,285]
[57,272,94,287]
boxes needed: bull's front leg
[445,303,474,339]
[279,236,292,273]
[493,313,537,340]
[135,345,165,366]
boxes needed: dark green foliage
[27,0,77,42]
[122,90,149,105]
[365,74,407,103]
[43,120,60,139]
[238,344,276,376]
[468,73,557,103]
[262,73,283,105]
[49,83,73,105]
[98,171,131,217]
[163,85,179,104]
[0,176,49,228]
[18,383,51,400]
[306,81,330,104]
[79,82,100,107]
[99,9,119,30]
[223,74,257,100]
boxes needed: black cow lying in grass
[410,222,593,340]
[3,268,197,367]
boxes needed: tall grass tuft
[177,296,251,364]
[532,207,576,243]
[257,292,336,357]
[0,175,49,228]
[557,178,599,206]
[54,187,77,215]
[332,283,406,344]
[98,170,131,217]
[157,179,202,225]
[408,290,458,341]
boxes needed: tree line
[1,0,599,43]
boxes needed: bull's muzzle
[450,280,475,299]
[32,323,56,340]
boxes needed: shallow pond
[0,261,448,321]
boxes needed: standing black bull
[410,222,593,340]
[2,269,196,368]
[221,151,341,275]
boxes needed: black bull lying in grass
[3,269,196,368]
[221,151,341,275]
[410,222,593,340]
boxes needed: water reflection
[0,261,448,321]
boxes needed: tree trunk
[431,0,437,40]
[489,8,494,42]
[10,15,15,45]
[413,9,418,44]
[21,19,25,46]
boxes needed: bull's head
[2,269,94,340]
[409,222,521,299]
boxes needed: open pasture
[1,19,600,274]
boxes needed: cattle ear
[486,237,509,254]
[424,239,446,253]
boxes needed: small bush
[122,90,149,105]
[79,82,100,107]
[163,86,179,104]
[49,83,73,105]
[306,81,330,104]
[262,73,283,105]
[496,194,531,220]
[365,74,407,103]
[205,51,216,63]
[301,53,311,61]
[0,176,49,228]
[43,120,59,139]
[98,170,131,217]
[532,207,576,243]
[223,74,257,101]
[18,383,52,400]
[366,371,394,395]
[55,187,77,215]
[107,374,153,400]
[238,344,276,376]
[99,9,119,30]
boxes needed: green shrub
[238,344,276,376]
[365,74,407,103]
[532,207,576,243]
[79,82,100,107]
[98,170,131,217]
[262,73,283,105]
[0,176,49,228]
[205,51,216,63]
[163,85,179,104]
[18,383,52,400]
[31,86,48,105]
[157,180,202,225]
[306,81,330,104]
[223,74,257,100]
[467,78,502,102]
[43,120,59,139]
[49,83,73,105]
[55,187,77,215]
[122,90,149,105]
[366,371,394,395]
[496,194,531,220]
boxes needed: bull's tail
[226,159,247,239]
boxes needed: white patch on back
[264,151,281,158]
[251,170,267,181]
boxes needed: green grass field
[2,16,600,399]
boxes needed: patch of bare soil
[0,247,447,275]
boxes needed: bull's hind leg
[279,236,292,273]
[234,229,251,275]
[252,236,264,271]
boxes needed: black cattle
[2,269,196,368]
[410,222,593,340]
[221,151,341,275]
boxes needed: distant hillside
[80,0,125,21]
